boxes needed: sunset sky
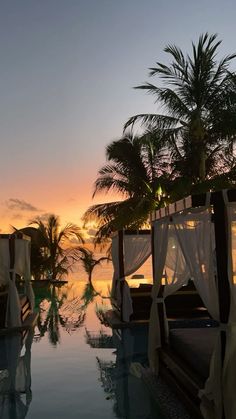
[1,0,235,238]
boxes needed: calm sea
[68,251,153,283]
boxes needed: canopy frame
[0,233,34,329]
[151,188,236,419]
[112,229,151,322]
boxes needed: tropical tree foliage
[29,214,84,280]
[84,33,236,243]
[12,226,48,280]
[78,246,110,284]
[83,132,171,241]
[124,33,236,184]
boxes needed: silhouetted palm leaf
[125,32,236,181]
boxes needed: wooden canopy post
[211,190,232,419]
[212,191,231,326]
[151,224,165,346]
[118,230,125,321]
[9,235,16,280]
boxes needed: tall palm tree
[124,33,236,183]
[12,226,48,280]
[30,214,84,280]
[83,132,171,241]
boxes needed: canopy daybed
[111,228,207,324]
[0,233,35,330]
[149,189,236,419]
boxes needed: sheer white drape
[0,238,35,328]
[149,196,236,418]
[111,233,151,322]
[111,234,132,322]
[123,235,151,276]
[172,208,219,321]
[202,200,236,419]
[164,226,190,298]
[148,221,169,371]
[222,201,236,419]
[15,240,35,311]
[227,203,236,321]
[170,208,222,418]
[111,234,119,299]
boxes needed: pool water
[0,280,165,419]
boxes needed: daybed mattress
[169,327,219,381]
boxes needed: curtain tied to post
[111,233,151,322]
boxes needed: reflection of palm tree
[81,282,98,308]
[36,284,87,344]
[85,329,114,348]
[37,286,66,345]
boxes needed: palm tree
[30,214,84,280]
[12,226,48,280]
[83,132,171,241]
[78,246,110,285]
[124,33,236,184]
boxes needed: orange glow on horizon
[0,188,122,237]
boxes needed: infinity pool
[0,280,166,419]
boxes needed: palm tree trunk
[199,148,206,181]
[88,272,93,285]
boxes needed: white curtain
[111,234,119,299]
[0,237,35,328]
[227,202,236,321]
[164,225,190,298]
[171,207,222,419]
[202,200,236,419]
[148,220,169,371]
[111,233,151,322]
[15,240,35,311]
[172,208,219,321]
[111,234,132,322]
[123,234,151,276]
[222,201,236,419]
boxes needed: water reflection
[81,282,99,308]
[33,281,107,346]
[85,329,114,349]
[93,327,162,419]
[34,283,95,345]
[0,330,33,419]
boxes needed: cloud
[37,213,59,222]
[5,198,40,212]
